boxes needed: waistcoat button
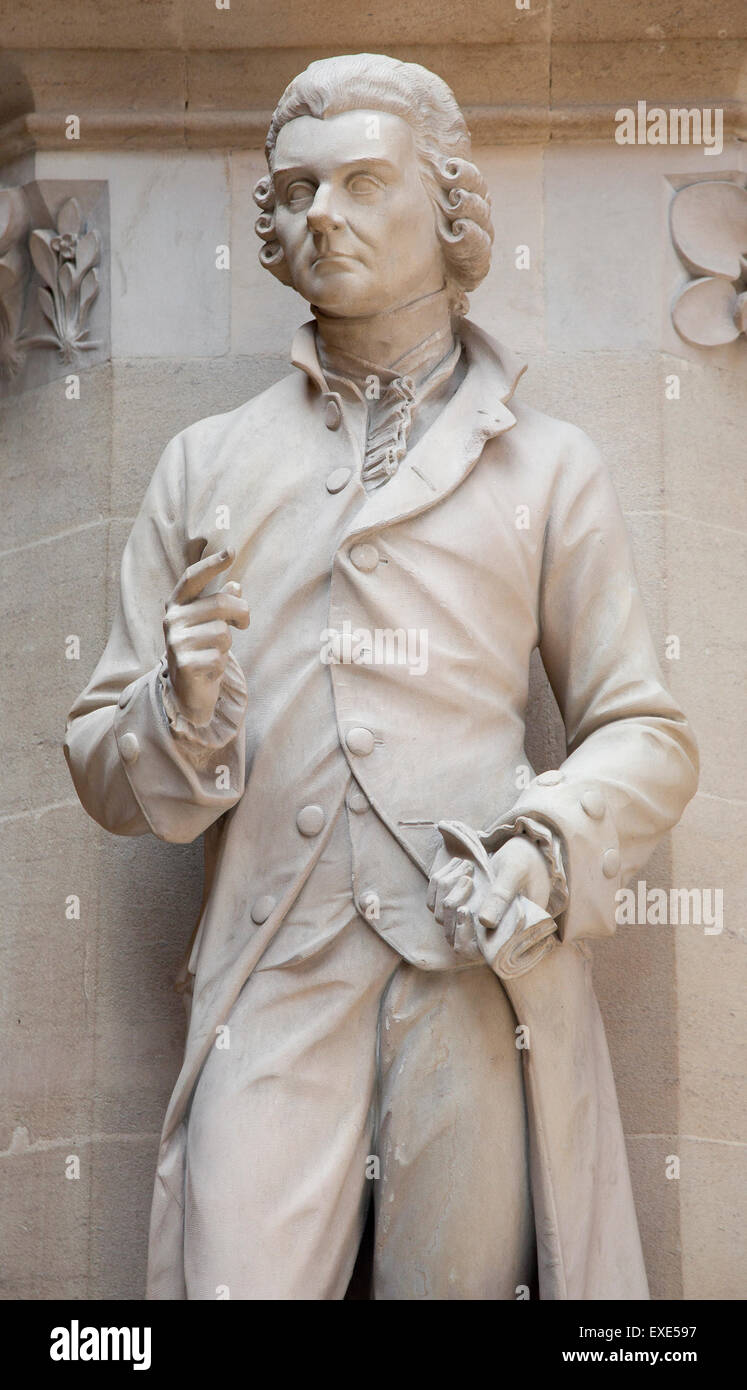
[346,784,369,814]
[581,789,605,820]
[346,727,375,756]
[324,397,342,430]
[251,895,276,925]
[602,848,620,879]
[296,804,326,837]
[119,732,140,764]
[326,467,352,494]
[359,891,380,923]
[350,543,379,572]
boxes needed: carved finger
[168,547,235,607]
[452,905,479,957]
[176,648,227,682]
[478,884,515,930]
[426,856,463,911]
[433,860,472,923]
[443,874,475,910]
[170,592,250,630]
[176,621,232,653]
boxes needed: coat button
[119,731,140,764]
[537,769,563,786]
[324,397,342,430]
[602,848,620,879]
[346,784,369,814]
[251,895,276,924]
[296,804,326,837]
[346,726,375,756]
[360,891,380,922]
[326,467,352,494]
[350,543,379,572]
[581,790,605,820]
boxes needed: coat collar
[291,318,527,542]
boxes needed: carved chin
[302,266,373,309]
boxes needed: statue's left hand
[427,834,552,959]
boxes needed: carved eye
[347,172,383,197]
[286,180,316,207]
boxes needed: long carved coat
[65,320,698,1299]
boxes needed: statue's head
[253,53,493,319]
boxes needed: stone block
[0,522,109,817]
[183,1,551,50]
[469,146,545,354]
[626,1134,683,1300]
[0,805,99,1149]
[544,144,664,352]
[0,366,112,549]
[672,793,746,1143]
[2,0,182,50]
[551,39,746,106]
[662,356,747,532]
[680,1137,747,1298]
[591,837,678,1136]
[87,1134,160,1299]
[0,1142,90,1298]
[186,42,551,116]
[2,48,186,118]
[551,0,747,42]
[88,829,200,1136]
[665,517,744,801]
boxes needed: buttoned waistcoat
[65,319,698,1299]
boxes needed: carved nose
[307,190,343,234]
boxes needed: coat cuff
[112,663,246,844]
[479,771,623,943]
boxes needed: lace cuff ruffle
[157,652,248,749]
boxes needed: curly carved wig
[253,53,493,316]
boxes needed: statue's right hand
[163,547,250,727]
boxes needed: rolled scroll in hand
[437,819,559,979]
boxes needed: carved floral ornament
[670,179,747,347]
[0,190,101,376]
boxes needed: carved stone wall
[1,0,745,155]
[1,3,745,1302]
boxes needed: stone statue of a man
[65,53,698,1300]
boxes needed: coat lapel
[291,319,527,543]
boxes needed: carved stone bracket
[0,180,109,393]
[670,179,747,348]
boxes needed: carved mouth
[311,253,359,269]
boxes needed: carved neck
[313,287,455,380]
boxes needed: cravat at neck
[314,287,454,390]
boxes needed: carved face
[271,109,446,316]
